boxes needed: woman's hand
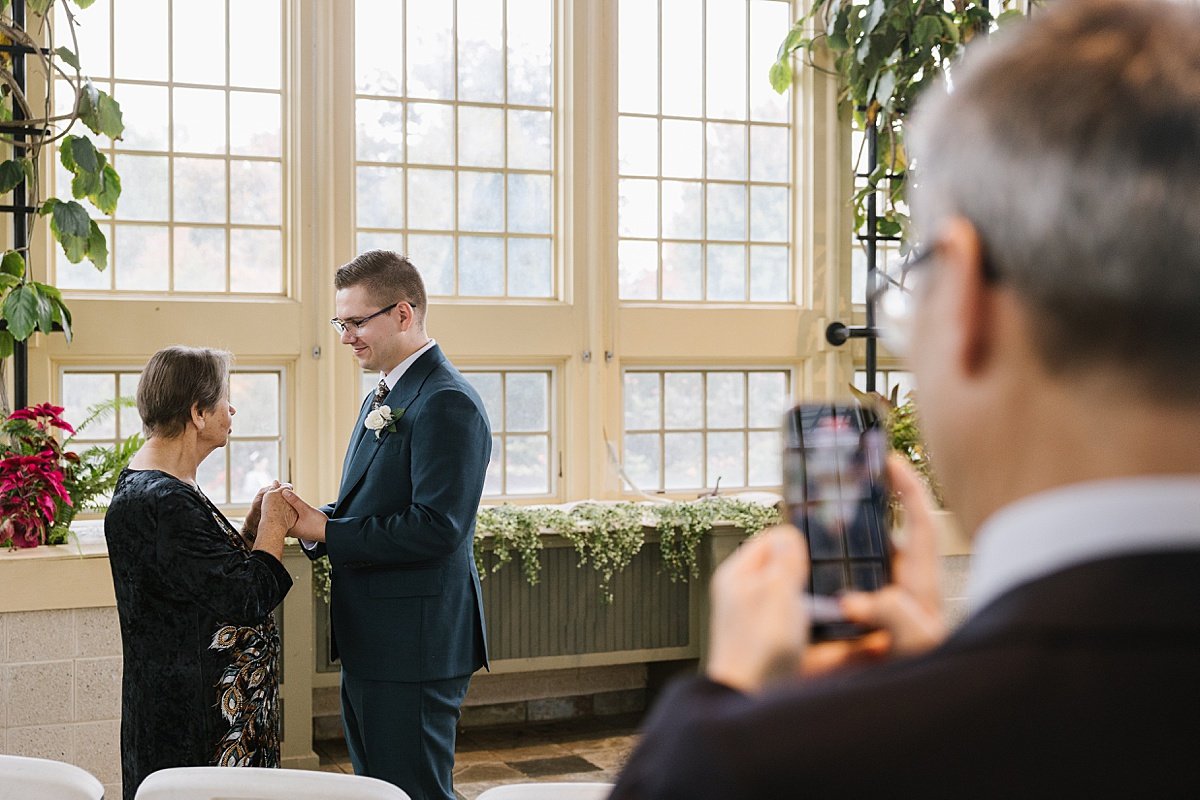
[282,488,327,543]
[241,480,282,541]
[252,487,298,561]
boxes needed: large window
[353,0,555,298]
[62,367,286,509]
[622,369,789,493]
[617,0,792,302]
[52,0,286,294]
[36,0,854,509]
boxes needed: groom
[288,250,490,800]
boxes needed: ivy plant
[771,0,1030,249]
[313,498,784,605]
[0,0,124,360]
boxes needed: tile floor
[314,713,642,799]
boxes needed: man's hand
[801,455,948,675]
[241,480,282,539]
[705,526,810,693]
[283,488,328,543]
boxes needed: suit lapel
[335,345,447,508]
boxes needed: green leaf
[33,282,72,341]
[2,285,40,341]
[27,0,53,15]
[31,284,55,334]
[914,15,944,49]
[0,159,28,193]
[78,87,124,140]
[877,217,902,237]
[50,299,73,342]
[863,0,885,36]
[0,274,19,291]
[769,59,793,94]
[71,0,97,8]
[874,69,896,109]
[0,330,13,359]
[52,199,91,238]
[87,220,108,271]
[1,250,25,279]
[70,136,101,174]
[94,164,121,215]
[776,23,806,60]
[54,46,81,71]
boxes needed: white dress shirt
[966,476,1200,616]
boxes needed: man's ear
[397,301,414,332]
[937,217,994,377]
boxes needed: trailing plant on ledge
[313,497,783,606]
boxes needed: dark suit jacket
[612,550,1200,799]
[306,345,491,682]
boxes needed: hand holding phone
[784,402,891,642]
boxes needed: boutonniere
[364,405,403,438]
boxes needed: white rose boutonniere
[364,405,401,438]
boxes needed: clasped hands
[243,481,328,544]
[705,456,948,694]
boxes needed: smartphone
[783,402,891,641]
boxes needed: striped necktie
[371,378,389,411]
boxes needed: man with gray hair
[611,0,1200,796]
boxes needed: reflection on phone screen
[784,403,890,613]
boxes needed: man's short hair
[137,346,231,438]
[910,0,1200,398]
[334,250,428,326]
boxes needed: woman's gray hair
[137,346,231,438]
[909,0,1200,397]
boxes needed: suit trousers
[340,669,472,800]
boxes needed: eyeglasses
[329,303,398,336]
[868,247,936,357]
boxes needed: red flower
[6,403,75,434]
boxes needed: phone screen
[783,402,890,640]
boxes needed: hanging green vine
[312,497,783,605]
[770,0,1031,248]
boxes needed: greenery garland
[312,497,782,605]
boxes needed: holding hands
[247,482,300,561]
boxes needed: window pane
[357,99,406,162]
[662,243,702,301]
[197,450,227,503]
[357,0,405,94]
[506,373,548,432]
[707,373,745,428]
[707,123,747,181]
[231,161,283,226]
[506,436,549,494]
[623,433,661,492]
[508,110,552,171]
[230,229,283,293]
[466,373,503,427]
[706,244,746,301]
[707,183,746,241]
[173,89,226,155]
[230,92,282,157]
[63,374,117,439]
[507,238,552,297]
[508,0,553,106]
[458,237,504,295]
[618,240,657,300]
[407,0,455,100]
[619,179,658,239]
[624,373,661,430]
[664,372,703,428]
[750,245,788,302]
[174,227,227,292]
[459,172,505,233]
[747,430,782,486]
[407,103,455,166]
[115,83,169,151]
[229,441,281,505]
[357,166,406,230]
[707,431,746,487]
[750,1,790,123]
[114,226,169,291]
[662,181,702,240]
[174,159,227,224]
[407,169,455,230]
[662,120,703,179]
[748,372,789,427]
[459,106,506,168]
[115,155,169,222]
[459,0,505,103]
[664,432,703,490]
[706,0,747,120]
[230,373,280,436]
[507,174,552,235]
[173,1,225,85]
[409,234,455,294]
[619,117,658,177]
[618,0,658,114]
[662,0,703,118]
[230,1,282,89]
[114,0,167,81]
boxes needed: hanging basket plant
[0,0,124,359]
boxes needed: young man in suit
[611,0,1200,796]
[288,250,490,800]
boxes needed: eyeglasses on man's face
[329,302,398,336]
[869,247,936,357]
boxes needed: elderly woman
[105,346,296,800]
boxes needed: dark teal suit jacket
[307,345,490,682]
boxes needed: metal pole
[12,0,28,410]
[864,116,878,394]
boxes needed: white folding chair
[475,783,614,800]
[133,766,411,800]
[0,754,105,800]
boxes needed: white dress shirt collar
[966,476,1200,616]
[380,338,436,392]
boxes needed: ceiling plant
[0,0,124,369]
[770,0,1030,248]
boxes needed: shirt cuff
[301,538,319,551]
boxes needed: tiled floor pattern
[315,713,641,799]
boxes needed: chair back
[475,783,614,800]
[0,754,105,800]
[134,766,412,800]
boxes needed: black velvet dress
[105,469,293,800]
